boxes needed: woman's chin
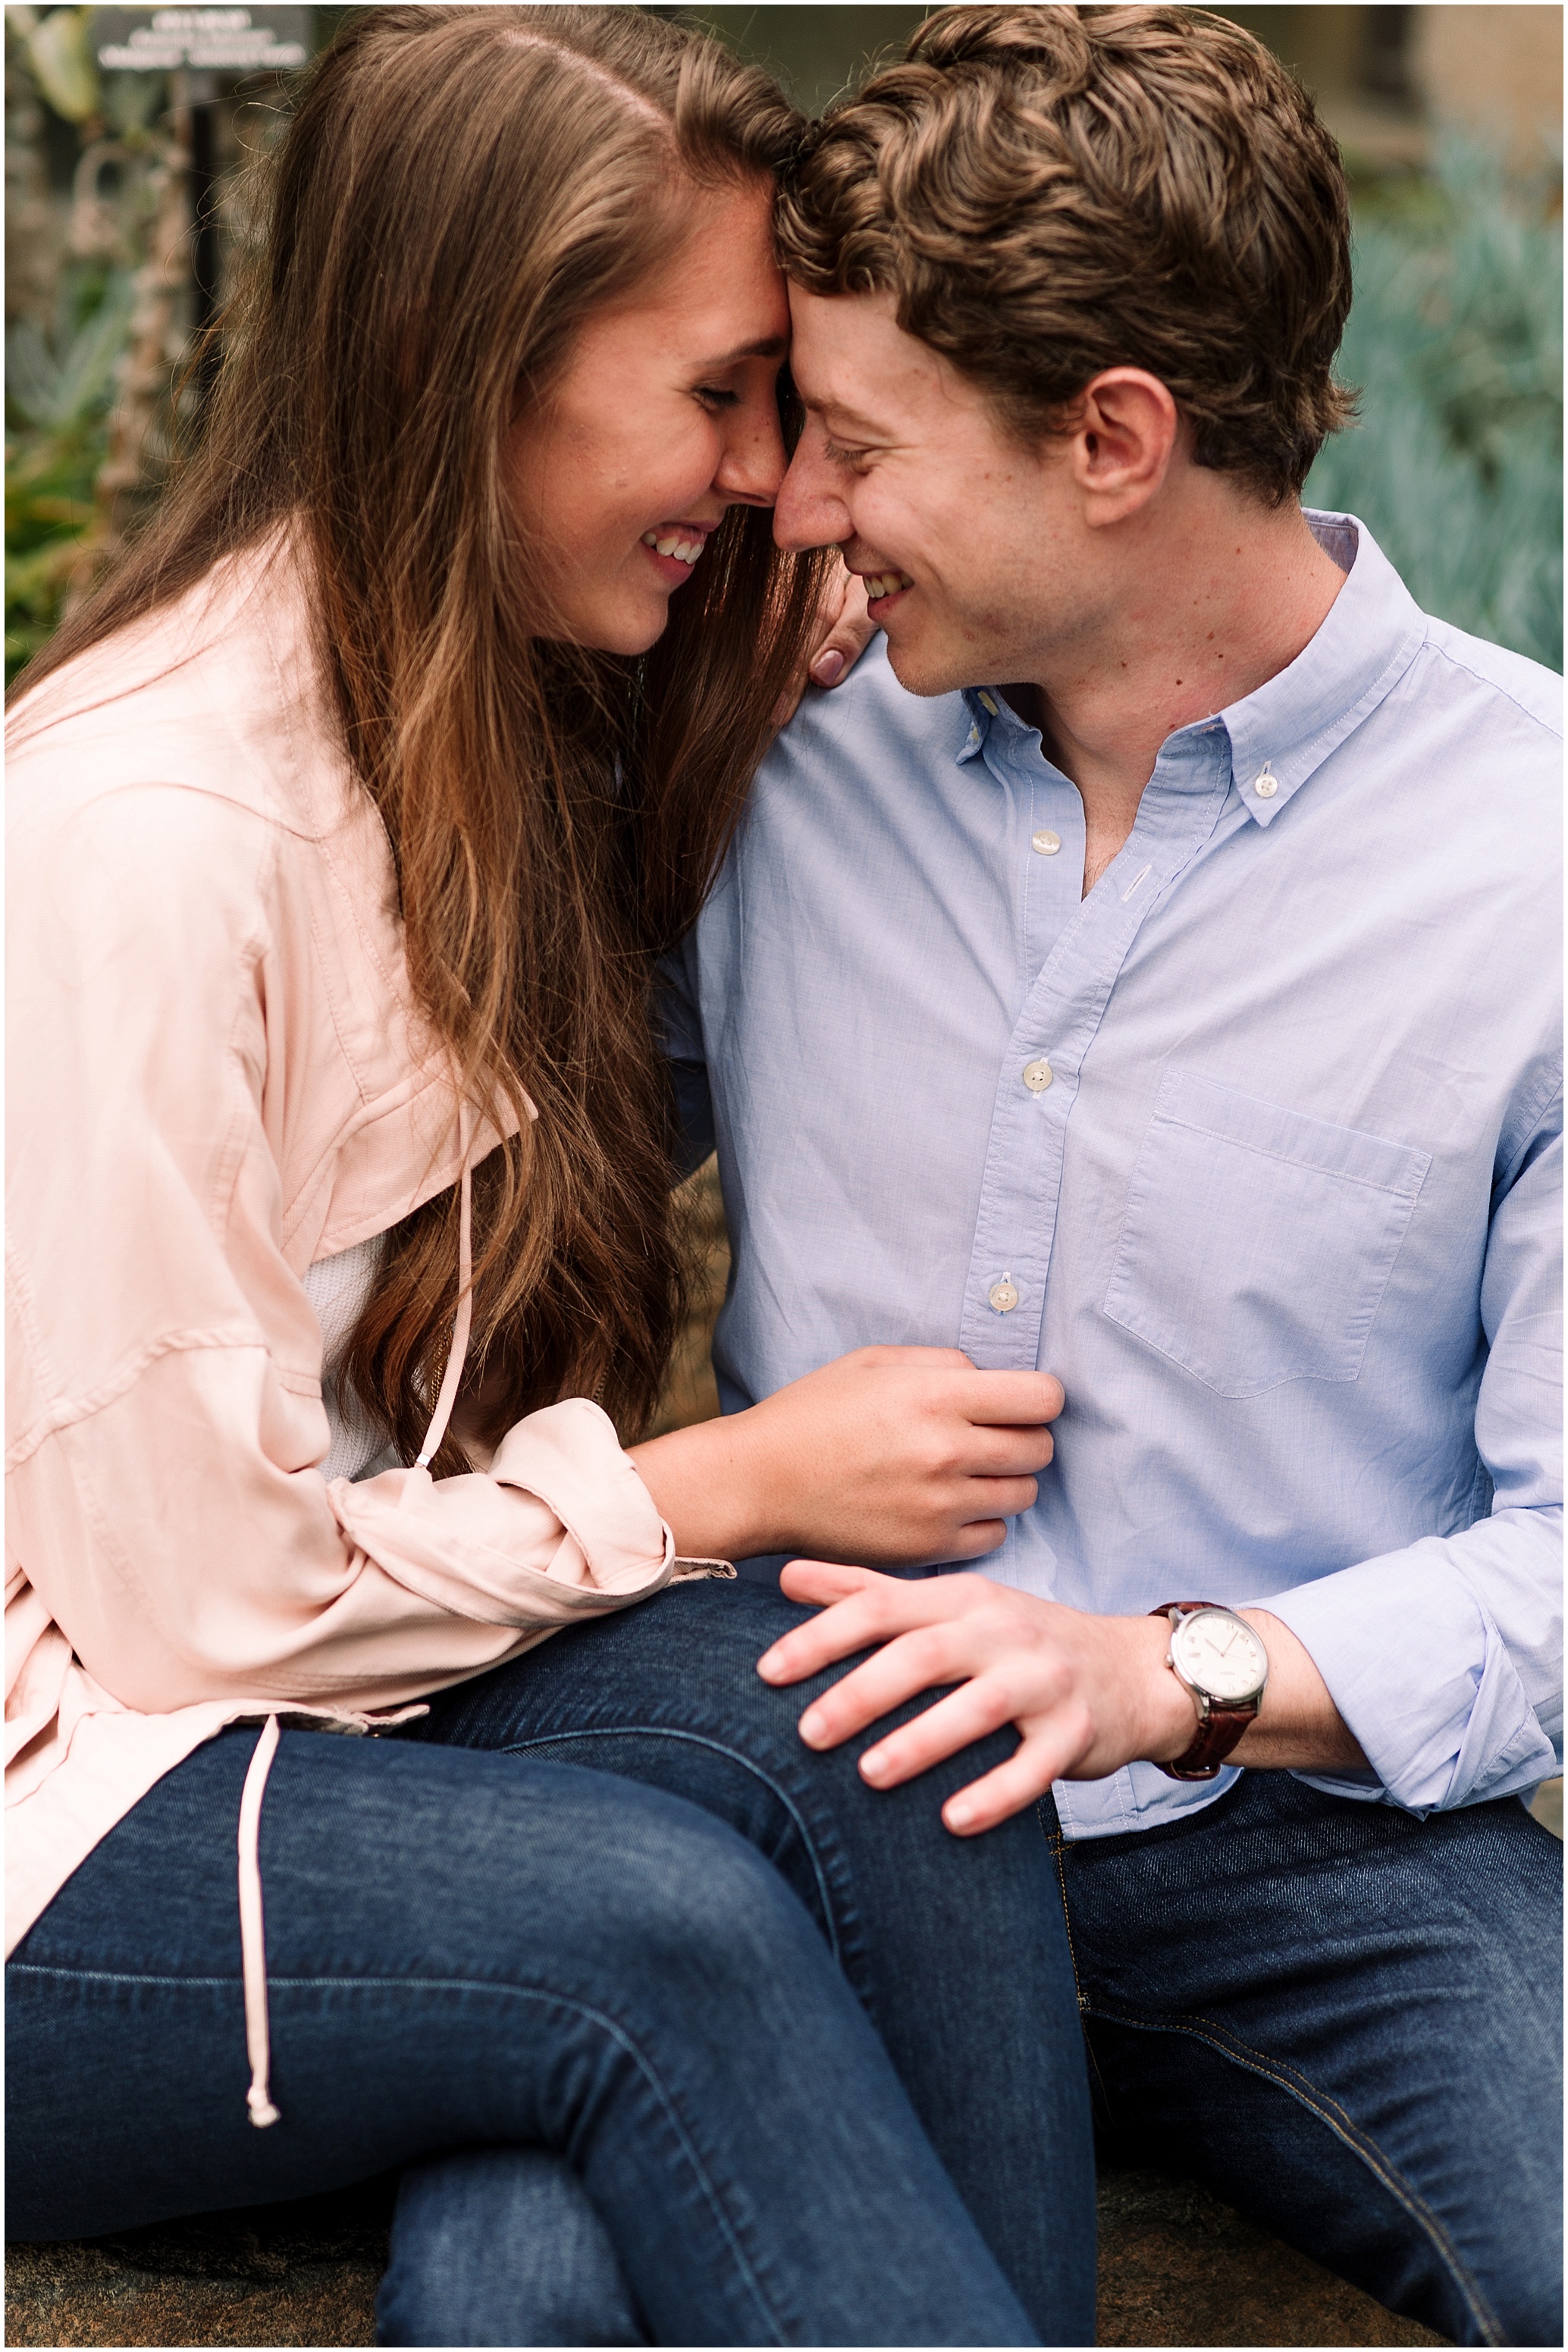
[573,596,676,658]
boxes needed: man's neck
[1007,500,1347,895]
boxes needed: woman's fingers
[773,570,880,725]
[808,569,876,688]
[961,1370,1065,1425]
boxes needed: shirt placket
[957,730,1234,1372]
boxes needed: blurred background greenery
[6,4,1563,684]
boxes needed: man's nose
[774,438,852,553]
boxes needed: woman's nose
[713,403,787,509]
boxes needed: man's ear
[1068,368,1181,525]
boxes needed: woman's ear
[1069,368,1181,525]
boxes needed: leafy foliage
[1306,148,1563,672]
[5,265,133,682]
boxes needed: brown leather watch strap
[1150,1602,1260,1783]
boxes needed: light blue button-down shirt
[663,515,1563,1839]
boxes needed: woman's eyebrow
[698,334,789,367]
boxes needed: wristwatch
[1150,1602,1269,1781]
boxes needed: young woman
[6,10,1093,2344]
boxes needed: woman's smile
[641,522,711,582]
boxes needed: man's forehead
[786,284,946,422]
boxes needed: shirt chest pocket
[1101,1070,1431,1398]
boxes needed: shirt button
[1023,1058,1054,1093]
[1032,829,1062,855]
[1253,769,1278,798]
[979,692,999,716]
[988,1275,1019,1314]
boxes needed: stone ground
[7,1163,1556,2346]
[2,2162,1458,2347]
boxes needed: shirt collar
[954,513,1428,823]
[1218,512,1428,826]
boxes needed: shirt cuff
[1259,1538,1559,1814]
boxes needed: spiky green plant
[1306,147,1562,672]
[5,265,137,682]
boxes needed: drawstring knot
[238,1712,282,2128]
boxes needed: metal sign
[93,8,309,74]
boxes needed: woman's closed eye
[695,384,742,410]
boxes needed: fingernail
[798,1708,826,1744]
[757,1650,784,1682]
[811,649,845,685]
[860,1748,890,1783]
[946,1801,974,1831]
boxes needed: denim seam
[1081,1999,1505,2347]
[1038,1805,1085,2015]
[8,1961,795,2347]
[494,1726,842,1969]
[1043,1809,1127,2149]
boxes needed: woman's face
[509,177,789,654]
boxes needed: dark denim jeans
[1050,1767,1562,2349]
[407,1582,1098,2338]
[416,1582,1562,2351]
[6,1723,1042,2348]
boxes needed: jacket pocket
[1102,1070,1431,1397]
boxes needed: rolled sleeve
[1265,1512,1561,1812]
[1265,1104,1562,1814]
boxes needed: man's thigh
[1055,1771,1561,2348]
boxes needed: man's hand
[756,1566,1365,1834]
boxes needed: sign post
[89,10,309,400]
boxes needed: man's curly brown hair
[776,4,1356,504]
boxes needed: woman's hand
[773,563,879,723]
[629,1345,1062,1569]
[755,1569,1366,1835]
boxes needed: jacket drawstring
[416,1127,475,1469]
[236,1126,477,2127]
[238,1712,283,2127]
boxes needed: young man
[663,8,1561,2344]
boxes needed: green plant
[5,265,136,682]
[1306,147,1563,672]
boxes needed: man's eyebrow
[809,396,888,435]
[699,334,788,366]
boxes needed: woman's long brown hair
[11,5,826,1466]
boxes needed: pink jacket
[6,542,700,2090]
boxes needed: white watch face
[1171,1609,1268,1702]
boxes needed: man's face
[775,286,1080,695]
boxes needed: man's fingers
[777,1558,874,1607]
[792,1623,985,1751]
[857,1676,1019,1787]
[762,1564,953,1685]
[942,1738,1077,1835]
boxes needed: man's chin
[882,626,985,701]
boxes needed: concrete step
[7,2165,1450,2347]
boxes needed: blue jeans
[6,1723,1043,2347]
[412,1582,1561,2350]
[1056,1768,1562,2350]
